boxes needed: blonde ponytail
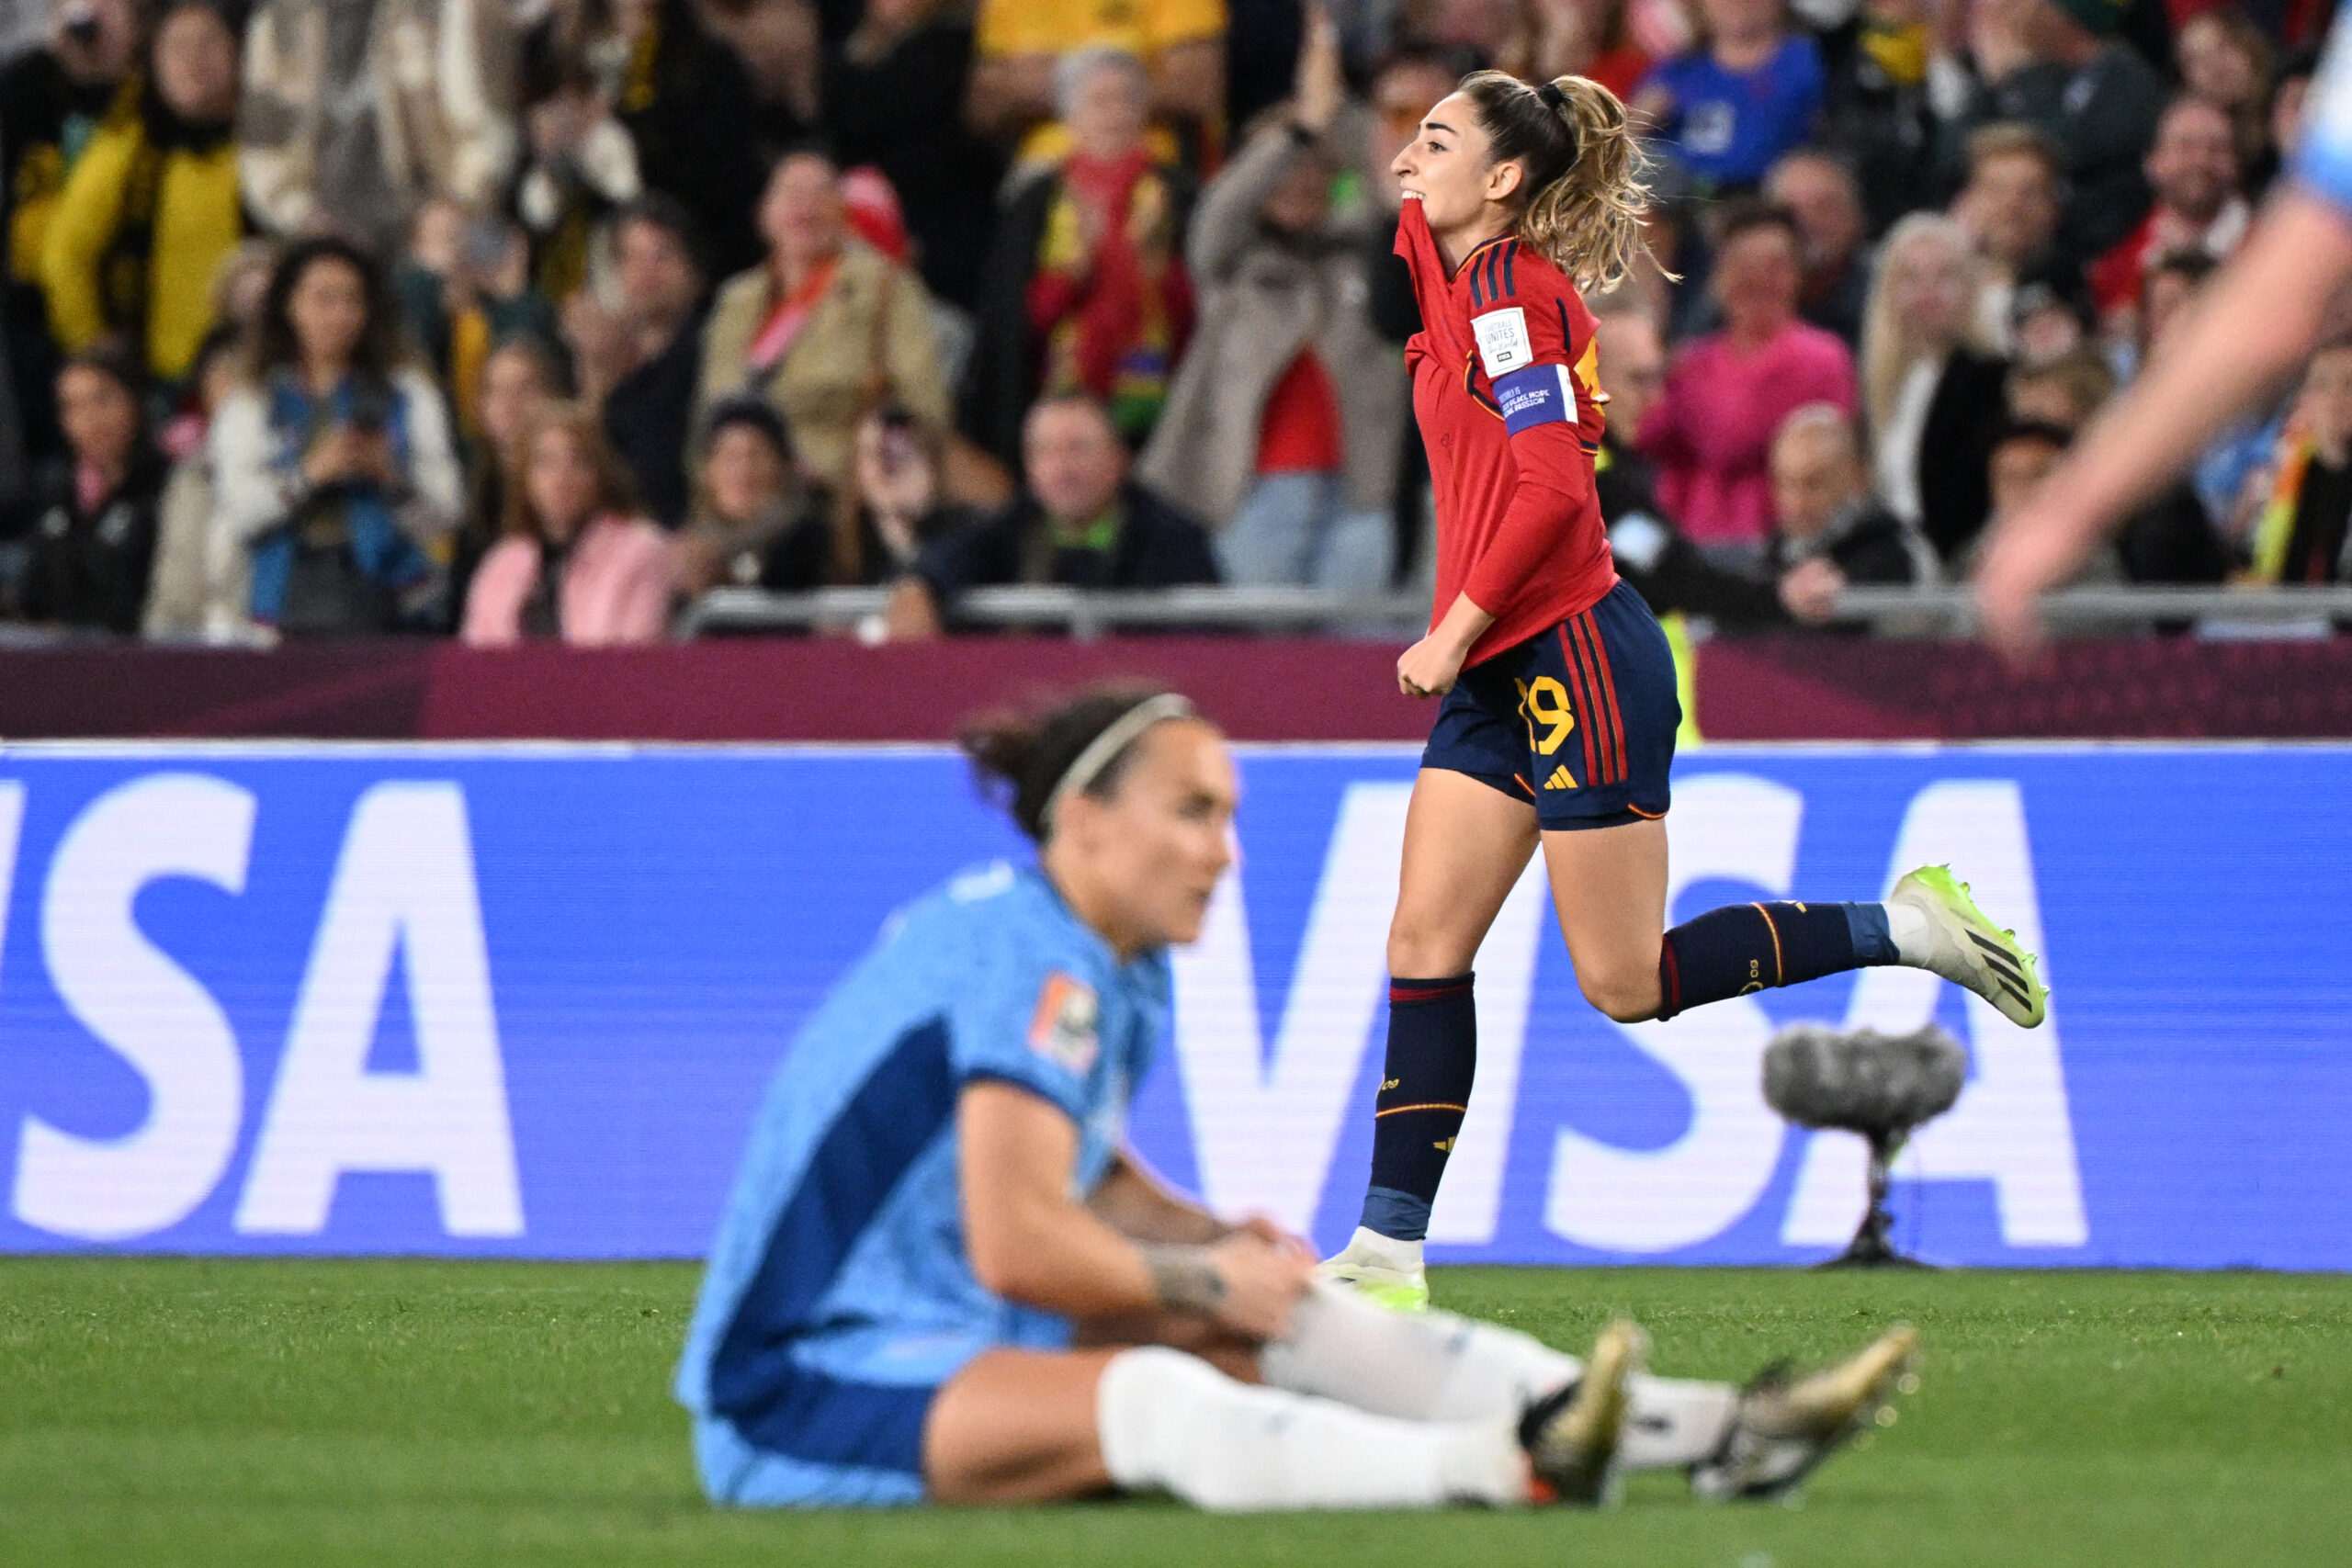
[1459,70,1659,294]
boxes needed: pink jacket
[461,514,675,646]
[1637,321,1857,549]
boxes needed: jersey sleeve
[2295,17,2352,214]
[948,946,1102,1122]
[1394,197,1454,340]
[1463,264,1601,614]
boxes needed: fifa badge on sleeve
[1028,973,1102,1077]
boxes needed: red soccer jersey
[1396,197,1617,667]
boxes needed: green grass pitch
[4,1258,2347,1567]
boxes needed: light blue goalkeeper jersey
[674,861,1170,1506]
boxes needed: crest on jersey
[1029,972,1101,1077]
[1472,307,1532,378]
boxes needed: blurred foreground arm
[958,1081,1309,1338]
[1976,195,2352,659]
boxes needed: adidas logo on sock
[1544,765,1576,790]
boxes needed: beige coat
[695,239,950,492]
[238,0,517,237]
[1136,123,1408,529]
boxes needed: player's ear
[1486,159,1525,206]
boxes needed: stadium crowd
[0,0,2339,645]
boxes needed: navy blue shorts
[1421,581,1679,829]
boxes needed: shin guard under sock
[1360,975,1476,1241]
[1656,902,1897,1021]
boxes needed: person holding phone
[209,236,461,637]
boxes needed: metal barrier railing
[679,583,2352,641]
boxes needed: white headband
[1041,694,1198,833]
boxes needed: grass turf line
[3,1258,2347,1567]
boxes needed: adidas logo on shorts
[1544,766,1576,790]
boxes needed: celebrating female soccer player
[1320,73,2050,1311]
[675,685,1916,1511]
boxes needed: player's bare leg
[1539,817,1669,1021]
[1325,770,1537,1308]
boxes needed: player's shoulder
[1464,240,1586,377]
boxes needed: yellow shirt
[975,0,1226,62]
[977,0,1226,166]
[40,120,241,381]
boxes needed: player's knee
[1576,965,1659,1023]
[1386,915,1473,979]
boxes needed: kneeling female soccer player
[675,686,1916,1511]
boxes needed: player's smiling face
[1391,91,1525,240]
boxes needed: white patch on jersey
[1472,307,1533,378]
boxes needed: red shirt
[1396,197,1616,668]
[1256,349,1343,473]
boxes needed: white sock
[1095,1346,1525,1511]
[1335,1224,1424,1272]
[1886,898,1933,964]
[1261,1283,1738,1472]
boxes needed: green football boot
[1888,864,2049,1027]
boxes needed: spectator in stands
[1531,0,1655,103]
[565,196,707,527]
[462,400,673,643]
[697,151,950,499]
[1950,121,2085,353]
[210,237,461,637]
[963,48,1195,464]
[697,0,820,143]
[2175,6,2274,173]
[2006,342,2112,429]
[516,0,770,290]
[1763,149,1870,347]
[141,321,247,638]
[2087,96,2247,338]
[239,0,519,253]
[2251,42,2319,200]
[1982,416,2070,547]
[2247,340,2352,585]
[761,401,984,590]
[1815,0,1936,233]
[2006,276,2090,367]
[824,0,1006,311]
[1591,295,1841,626]
[1768,401,1935,584]
[1860,212,2007,562]
[890,392,1216,637]
[2,0,141,461]
[1632,0,1826,195]
[2119,246,2218,384]
[965,0,1225,168]
[13,337,163,632]
[451,334,566,618]
[675,394,813,592]
[1933,0,2165,264]
[1638,200,1856,563]
[1137,7,1402,596]
[395,203,559,434]
[39,0,241,388]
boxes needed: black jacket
[1598,439,1786,627]
[913,480,1219,618]
[14,449,165,634]
[822,22,1005,310]
[604,317,703,528]
[763,501,987,590]
[1770,498,1928,585]
[1913,347,2010,562]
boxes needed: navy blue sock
[1360,974,1476,1242]
[1656,902,1897,1021]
